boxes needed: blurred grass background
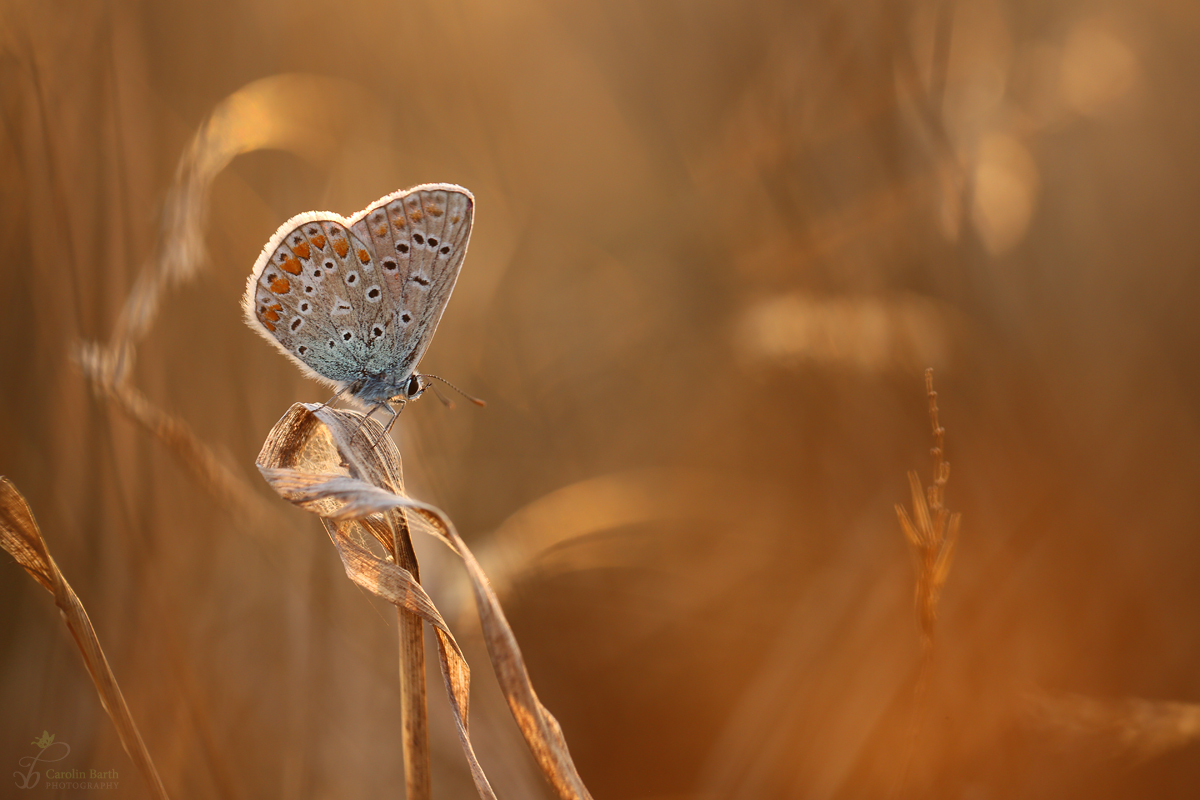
[2,0,1199,797]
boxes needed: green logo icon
[15,731,70,790]
[30,731,55,749]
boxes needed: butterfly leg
[361,402,402,450]
[382,400,404,437]
[349,403,385,447]
[317,382,355,411]
[373,400,408,448]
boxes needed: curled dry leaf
[255,403,594,800]
[0,478,170,800]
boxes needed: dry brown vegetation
[3,0,1200,797]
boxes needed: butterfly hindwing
[347,185,474,381]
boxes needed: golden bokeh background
[2,0,1199,797]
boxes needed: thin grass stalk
[0,478,170,800]
[891,369,961,798]
[391,512,432,800]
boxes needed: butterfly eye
[407,375,422,397]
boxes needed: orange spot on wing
[292,241,310,259]
[270,276,291,294]
[311,234,327,249]
[264,308,280,321]
[408,209,424,222]
[282,257,303,275]
[269,303,282,311]
[263,320,276,331]
[357,249,371,264]
[425,204,444,217]
[375,224,388,237]
[333,238,349,258]
[450,214,461,223]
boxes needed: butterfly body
[244,184,473,409]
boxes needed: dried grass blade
[932,511,960,587]
[77,345,270,527]
[256,403,594,800]
[255,403,436,799]
[447,514,592,800]
[0,477,55,592]
[0,478,170,800]
[321,517,494,799]
[907,470,933,546]
[894,503,920,550]
[258,468,414,522]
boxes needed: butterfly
[244,183,479,432]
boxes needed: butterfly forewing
[244,184,474,400]
[320,220,378,360]
[286,220,356,367]
[247,218,356,389]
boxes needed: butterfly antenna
[427,382,456,409]
[423,374,487,407]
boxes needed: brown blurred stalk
[389,511,432,800]
[891,369,961,797]
[0,478,170,800]
[896,369,961,648]
[1030,692,1200,762]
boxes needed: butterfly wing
[244,211,366,392]
[348,184,474,384]
[243,184,474,398]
